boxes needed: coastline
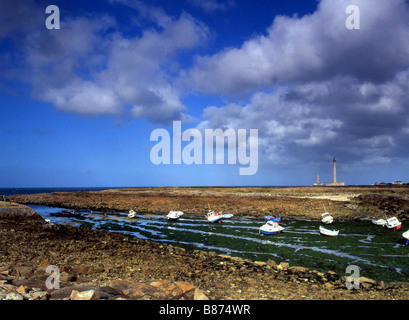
[1,186,409,300]
[1,206,408,300]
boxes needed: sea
[0,187,121,196]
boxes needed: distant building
[313,174,323,186]
[324,158,345,187]
[392,181,404,185]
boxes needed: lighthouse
[324,157,345,186]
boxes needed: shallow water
[29,204,409,282]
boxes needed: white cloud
[185,0,409,95]
[10,3,209,123]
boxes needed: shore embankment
[7,186,409,221]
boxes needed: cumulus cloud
[4,1,209,124]
[185,0,409,95]
[186,0,409,174]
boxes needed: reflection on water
[29,204,409,282]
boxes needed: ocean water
[27,204,409,283]
[0,187,120,196]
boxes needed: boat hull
[319,226,339,237]
[260,229,283,235]
[265,216,281,223]
[208,216,223,223]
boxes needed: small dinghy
[206,210,223,223]
[222,213,234,219]
[128,210,136,218]
[402,230,409,245]
[259,221,285,235]
[265,216,281,223]
[319,226,339,237]
[385,217,402,231]
[167,210,184,221]
[372,218,387,226]
[51,210,85,219]
[321,212,334,225]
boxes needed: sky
[1,0,409,187]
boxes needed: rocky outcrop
[0,202,44,222]
[353,193,409,220]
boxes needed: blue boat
[264,216,281,223]
[259,221,285,235]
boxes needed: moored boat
[385,217,402,231]
[128,210,136,218]
[167,210,184,221]
[259,221,285,235]
[265,216,281,223]
[319,226,339,237]
[206,210,223,223]
[321,212,334,224]
[372,218,387,226]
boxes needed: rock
[5,292,24,300]
[277,262,289,271]
[289,266,309,274]
[15,266,34,278]
[359,277,377,286]
[324,282,334,290]
[0,204,44,222]
[16,285,27,295]
[254,261,267,267]
[266,259,277,269]
[70,289,100,300]
[194,288,209,300]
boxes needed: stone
[70,289,100,300]
[266,259,277,268]
[277,262,289,271]
[194,288,209,300]
[16,285,27,295]
[15,266,34,278]
[5,292,24,300]
[324,282,334,290]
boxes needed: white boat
[259,221,285,235]
[402,230,409,245]
[222,213,234,219]
[319,226,339,237]
[385,217,402,230]
[372,218,387,226]
[167,210,184,221]
[206,210,223,223]
[321,212,334,224]
[128,210,136,218]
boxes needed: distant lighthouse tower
[324,157,345,186]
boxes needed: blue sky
[1,0,409,187]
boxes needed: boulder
[70,289,100,300]
[0,203,44,222]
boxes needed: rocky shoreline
[1,200,409,300]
